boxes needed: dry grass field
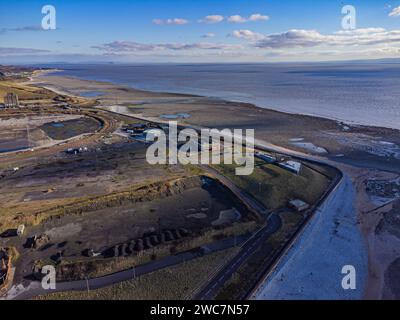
[0,81,56,103]
[36,247,240,300]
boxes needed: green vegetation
[36,248,240,300]
[265,211,304,248]
[213,159,330,210]
[185,164,205,176]
[215,211,304,300]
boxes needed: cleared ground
[39,117,101,140]
[0,73,343,300]
[0,114,99,153]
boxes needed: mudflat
[27,71,400,299]
[33,74,400,173]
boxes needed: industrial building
[17,224,25,237]
[289,199,310,212]
[278,160,302,174]
[255,152,277,164]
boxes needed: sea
[38,62,400,130]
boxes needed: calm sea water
[42,62,400,130]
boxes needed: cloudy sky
[1,0,400,63]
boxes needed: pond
[159,113,191,120]
[50,123,65,128]
[0,146,30,153]
[40,117,101,140]
[79,91,106,98]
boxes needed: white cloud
[202,33,216,38]
[254,28,400,49]
[93,41,242,53]
[199,15,224,24]
[389,6,400,17]
[228,15,247,23]
[231,30,265,41]
[334,28,386,35]
[249,13,269,21]
[198,13,269,24]
[152,18,189,25]
[0,25,44,34]
[373,46,400,54]
[227,13,269,23]
[0,47,50,55]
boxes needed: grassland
[0,80,56,103]
[266,211,305,247]
[215,211,304,300]
[36,247,240,300]
[0,76,97,107]
[212,159,330,210]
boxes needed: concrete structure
[17,224,25,237]
[4,93,19,108]
[144,128,164,136]
[278,160,302,174]
[255,152,277,164]
[66,147,87,155]
[124,124,147,134]
[289,199,310,212]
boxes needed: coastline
[42,64,400,131]
[28,70,400,299]
[31,72,400,172]
[253,173,368,300]
[39,69,400,131]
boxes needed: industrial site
[0,65,341,300]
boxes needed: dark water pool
[79,91,105,98]
[0,146,30,153]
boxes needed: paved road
[95,110,344,300]
[194,213,282,300]
[5,161,271,301]
[200,165,268,216]
[5,234,251,300]
[5,108,342,300]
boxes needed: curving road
[5,234,251,300]
[194,213,282,300]
[4,107,344,300]
[200,164,268,216]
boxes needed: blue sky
[0,0,400,63]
